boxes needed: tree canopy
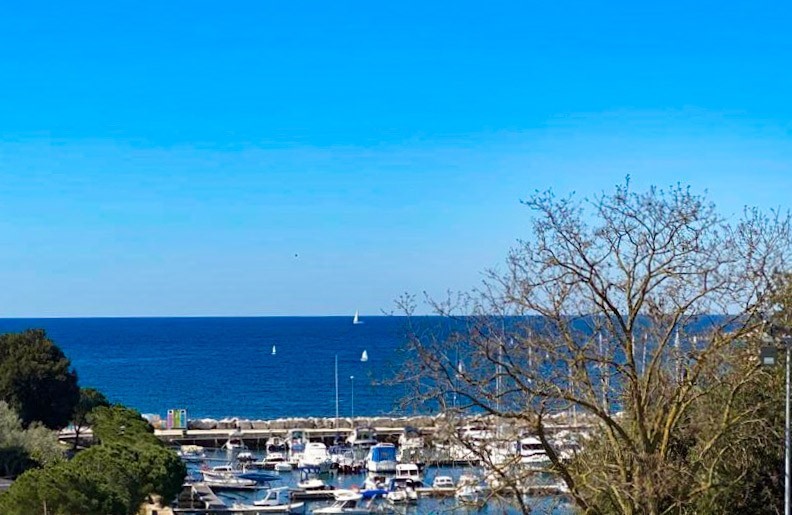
[0,401,64,477]
[399,180,791,514]
[70,387,110,450]
[0,405,186,515]
[0,329,79,429]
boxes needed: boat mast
[334,354,339,430]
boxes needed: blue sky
[0,1,790,317]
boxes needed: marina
[175,445,574,514]
[158,413,584,514]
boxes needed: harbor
[154,414,582,514]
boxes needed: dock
[153,426,411,448]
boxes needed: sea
[0,316,425,421]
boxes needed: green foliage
[73,387,109,429]
[0,401,64,477]
[0,461,130,515]
[0,329,80,429]
[0,404,187,514]
[90,405,156,445]
[71,387,109,450]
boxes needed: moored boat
[298,442,333,473]
[251,486,307,513]
[365,443,397,473]
[346,427,377,452]
[312,492,377,514]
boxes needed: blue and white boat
[365,443,397,473]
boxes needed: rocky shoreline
[183,414,440,431]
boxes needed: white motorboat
[432,476,454,489]
[251,486,306,513]
[346,427,377,450]
[297,466,333,491]
[202,474,258,490]
[238,451,255,463]
[455,473,484,507]
[267,436,289,454]
[365,443,397,473]
[287,428,308,464]
[397,426,424,450]
[223,437,249,452]
[518,436,550,468]
[255,451,288,470]
[385,477,419,504]
[274,461,293,472]
[312,492,375,514]
[394,463,420,481]
[455,484,483,506]
[177,444,206,462]
[298,442,333,473]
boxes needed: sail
[361,350,368,362]
[353,310,362,324]
[272,345,276,355]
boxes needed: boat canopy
[370,444,397,462]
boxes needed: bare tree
[398,180,791,514]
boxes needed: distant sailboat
[353,310,363,325]
[272,345,277,356]
[361,350,368,362]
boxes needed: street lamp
[762,331,792,515]
[350,375,355,421]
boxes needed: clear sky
[0,1,790,317]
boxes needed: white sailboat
[361,350,368,362]
[352,310,363,325]
[271,345,276,356]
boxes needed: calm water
[192,448,573,514]
[0,316,425,420]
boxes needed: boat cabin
[254,486,293,506]
[395,463,421,480]
[432,475,455,489]
[365,443,397,473]
[346,426,378,448]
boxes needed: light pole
[350,375,355,421]
[761,333,792,515]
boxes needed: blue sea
[0,316,423,420]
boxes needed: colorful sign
[166,408,188,429]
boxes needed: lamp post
[761,334,792,515]
[350,375,355,421]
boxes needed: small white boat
[394,463,420,481]
[274,461,293,472]
[385,477,419,504]
[312,492,375,514]
[267,436,288,453]
[346,427,377,451]
[297,465,333,491]
[202,474,258,490]
[272,345,277,355]
[455,484,482,506]
[222,437,249,452]
[353,310,363,325]
[177,444,206,462]
[432,476,454,489]
[251,486,306,513]
[397,426,424,450]
[455,473,484,507]
[237,451,255,463]
[360,350,368,362]
[518,436,550,468]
